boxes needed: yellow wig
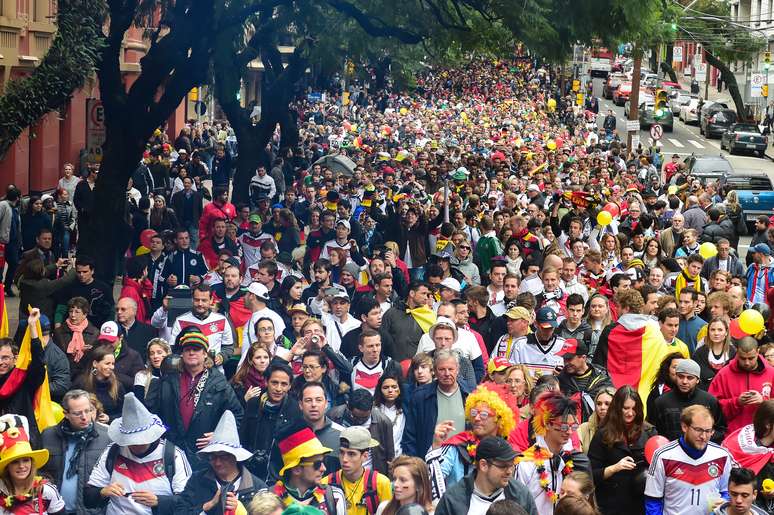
[465,383,516,438]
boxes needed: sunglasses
[550,422,579,433]
[470,408,496,421]
[301,459,325,470]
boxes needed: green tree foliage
[0,0,105,159]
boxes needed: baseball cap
[487,357,514,375]
[675,359,701,378]
[505,306,532,322]
[752,243,772,256]
[99,321,119,343]
[38,314,51,333]
[339,426,379,451]
[330,289,350,302]
[476,436,518,462]
[439,277,461,293]
[336,219,351,230]
[288,303,308,315]
[561,338,589,359]
[248,214,262,224]
[247,282,270,301]
[536,307,558,329]
[527,184,540,193]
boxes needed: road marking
[668,138,684,148]
[688,140,704,148]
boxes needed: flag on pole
[0,285,9,339]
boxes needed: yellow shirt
[322,470,392,515]
[666,338,690,359]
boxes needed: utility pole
[628,48,642,154]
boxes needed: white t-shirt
[416,327,482,361]
[0,482,65,515]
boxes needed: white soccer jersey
[87,442,191,515]
[509,335,569,379]
[238,231,275,269]
[171,311,234,356]
[644,440,733,515]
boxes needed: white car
[679,97,702,124]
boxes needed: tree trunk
[628,49,642,154]
[705,51,747,120]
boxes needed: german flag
[595,314,670,415]
[0,285,8,338]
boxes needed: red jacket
[198,201,236,242]
[708,355,774,433]
[119,277,153,323]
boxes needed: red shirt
[179,370,204,430]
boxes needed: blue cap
[752,243,772,256]
[536,307,558,329]
[39,314,51,331]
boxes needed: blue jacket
[746,263,774,304]
[402,379,472,459]
[160,248,208,288]
[701,254,745,279]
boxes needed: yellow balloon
[546,140,557,150]
[52,402,64,424]
[597,211,613,226]
[400,107,408,115]
[739,309,765,335]
[460,112,468,120]
[699,242,718,260]
[350,124,358,132]
[668,185,678,195]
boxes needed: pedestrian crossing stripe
[668,139,684,148]
[688,140,704,148]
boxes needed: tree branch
[325,0,423,43]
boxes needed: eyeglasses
[300,459,324,470]
[550,422,579,433]
[470,408,496,421]
[459,246,471,250]
[487,460,516,471]
[66,408,94,418]
[257,327,274,333]
[302,364,321,371]
[690,426,715,436]
[505,378,525,386]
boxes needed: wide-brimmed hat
[0,415,49,474]
[108,393,167,446]
[198,410,253,462]
[277,420,332,475]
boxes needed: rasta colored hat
[277,420,332,475]
[178,330,209,352]
[108,393,167,446]
[0,415,48,475]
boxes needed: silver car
[670,92,698,115]
[679,97,702,124]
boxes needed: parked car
[698,101,730,135]
[613,82,632,106]
[679,97,702,124]
[701,108,736,138]
[603,73,627,99]
[682,154,734,185]
[670,92,698,115]
[720,123,768,156]
[728,170,774,229]
[639,101,674,131]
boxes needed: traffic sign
[626,120,640,132]
[696,62,707,81]
[673,46,683,63]
[650,124,664,140]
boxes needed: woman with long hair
[724,190,745,249]
[693,316,736,390]
[585,294,612,359]
[0,415,65,514]
[373,371,406,457]
[132,338,171,403]
[646,351,684,417]
[375,456,433,515]
[148,195,178,233]
[578,386,616,454]
[599,233,621,271]
[277,208,301,255]
[642,239,662,271]
[278,276,305,327]
[504,364,533,410]
[74,345,125,421]
[231,343,270,405]
[250,316,292,356]
[20,196,52,252]
[587,386,656,515]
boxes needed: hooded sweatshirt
[450,252,481,286]
[709,356,774,433]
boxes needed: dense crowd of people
[0,57,770,515]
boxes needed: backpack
[328,468,380,515]
[104,440,176,488]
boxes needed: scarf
[723,424,774,474]
[245,367,266,389]
[60,421,98,479]
[406,304,436,333]
[65,318,89,363]
[674,269,701,300]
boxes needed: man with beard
[659,213,685,258]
